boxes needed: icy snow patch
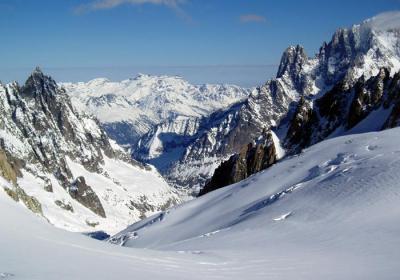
[273,212,292,221]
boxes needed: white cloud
[364,11,400,31]
[239,14,266,24]
[75,0,187,15]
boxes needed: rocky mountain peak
[22,66,60,99]
[32,66,44,75]
[276,45,308,91]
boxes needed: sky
[0,0,399,86]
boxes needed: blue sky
[0,0,399,86]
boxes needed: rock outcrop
[68,176,105,218]
[199,132,277,196]
[284,68,400,152]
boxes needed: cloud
[239,14,266,24]
[364,11,400,31]
[74,0,188,18]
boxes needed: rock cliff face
[0,68,179,234]
[284,67,400,150]
[199,132,277,196]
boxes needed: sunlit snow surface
[2,128,400,279]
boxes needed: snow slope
[110,128,400,279]
[2,128,400,279]
[0,186,254,280]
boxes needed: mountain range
[62,75,250,191]
[62,11,400,194]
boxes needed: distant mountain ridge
[62,74,250,147]
[62,74,251,191]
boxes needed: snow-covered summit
[64,73,250,120]
[277,14,400,99]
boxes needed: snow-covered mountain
[147,11,400,191]
[196,11,400,194]
[62,75,250,191]
[0,68,179,235]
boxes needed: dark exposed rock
[0,68,130,217]
[284,69,400,153]
[199,132,277,196]
[317,27,372,84]
[84,231,110,240]
[284,68,400,152]
[0,149,19,185]
[4,185,43,215]
[43,178,53,192]
[85,220,100,227]
[347,68,389,129]
[285,96,318,152]
[69,176,106,218]
[55,200,74,212]
[277,45,309,93]
[384,101,400,128]
[103,121,142,148]
[383,79,400,128]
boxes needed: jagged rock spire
[276,45,308,93]
[33,66,43,75]
[276,45,308,79]
[21,66,59,99]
